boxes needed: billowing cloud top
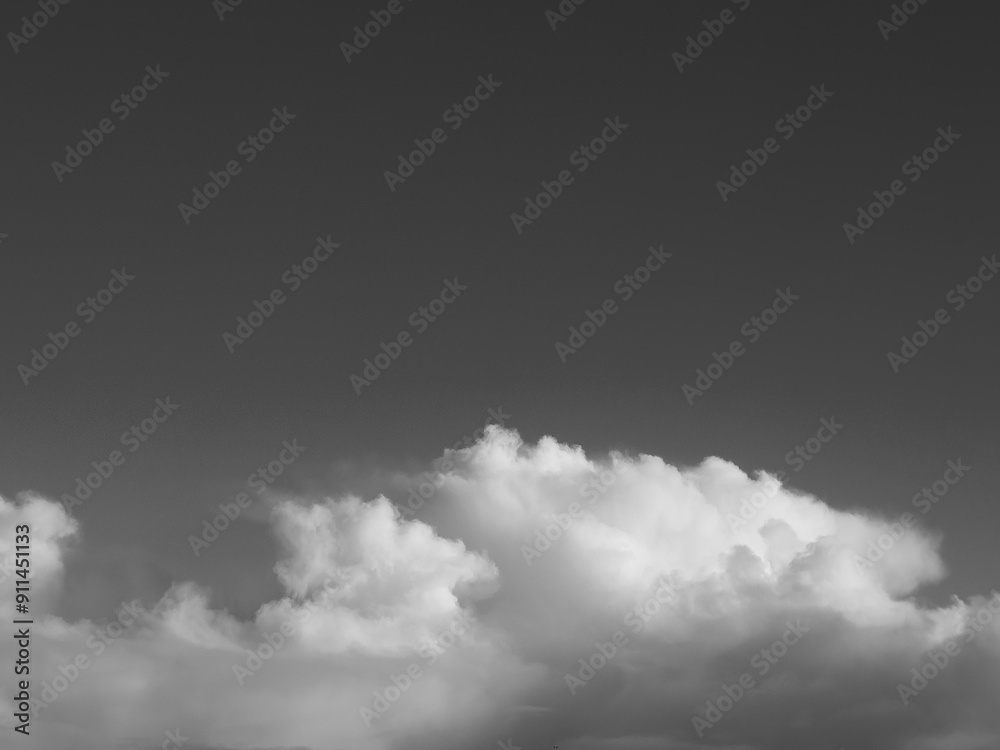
[1,427,998,750]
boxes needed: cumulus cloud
[1,427,998,750]
[0,492,78,614]
[260,494,499,655]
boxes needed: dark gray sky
[1,2,999,749]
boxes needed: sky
[1,1,999,749]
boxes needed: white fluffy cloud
[260,494,499,655]
[0,492,77,614]
[1,427,998,750]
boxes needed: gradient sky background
[1,2,999,748]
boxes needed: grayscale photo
[1,2,999,749]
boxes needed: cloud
[1,427,998,750]
[0,491,78,613]
[260,494,499,655]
